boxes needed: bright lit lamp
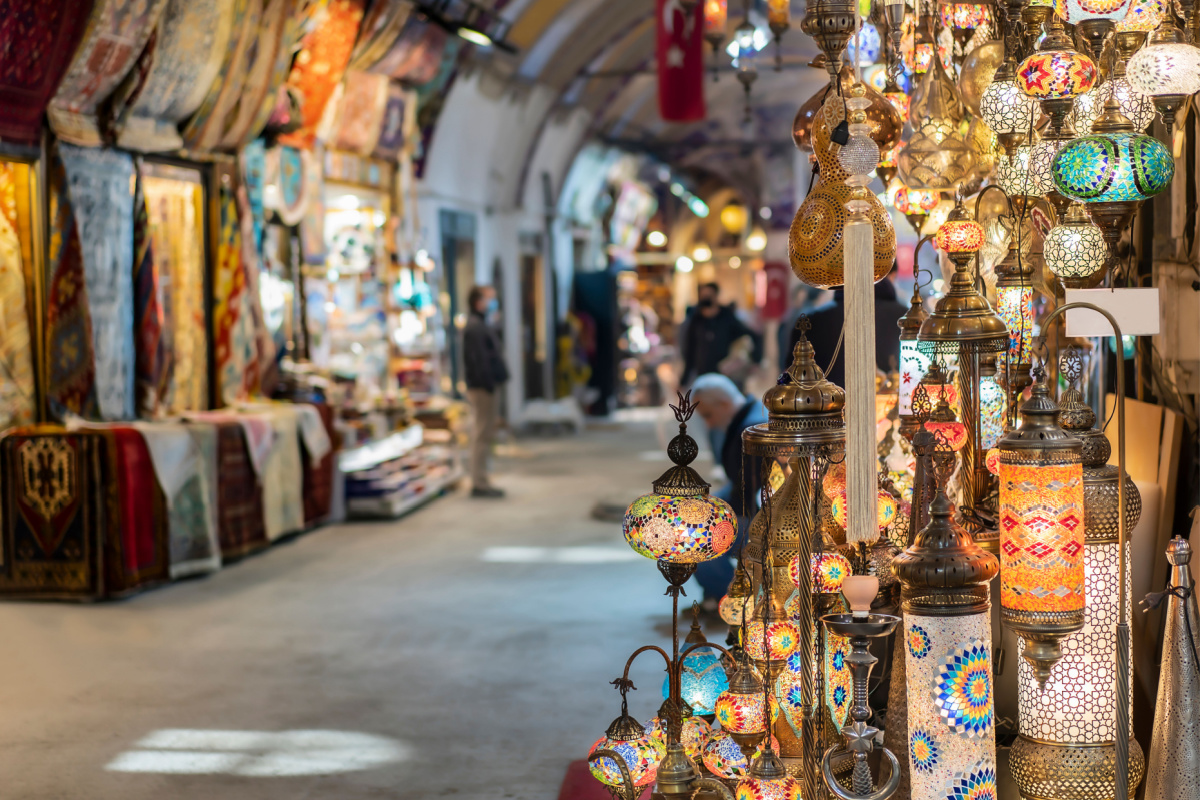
[1017,16,1098,136]
[676,255,695,273]
[1126,25,1200,135]
[1044,202,1110,288]
[647,230,668,247]
[693,244,713,261]
[998,375,1086,685]
[721,202,750,234]
[663,613,730,715]
[589,705,664,788]
[980,62,1040,155]
[746,225,768,251]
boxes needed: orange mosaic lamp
[934,212,986,255]
[998,373,1086,685]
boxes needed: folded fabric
[292,403,332,461]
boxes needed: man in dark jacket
[783,266,908,387]
[690,373,767,607]
[463,286,510,498]
[681,283,763,388]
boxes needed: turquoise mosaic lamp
[1050,95,1173,257]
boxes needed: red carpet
[558,760,651,800]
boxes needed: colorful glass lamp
[1050,95,1174,259]
[897,276,931,439]
[1126,24,1200,136]
[979,59,1040,155]
[664,610,730,716]
[997,373,1086,685]
[624,393,738,567]
[1017,15,1098,137]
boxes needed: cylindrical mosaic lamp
[997,374,1086,684]
[1009,350,1145,800]
[892,431,1000,800]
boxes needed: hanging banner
[656,0,705,122]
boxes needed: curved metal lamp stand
[1034,301,1132,800]
[589,749,639,800]
[822,747,902,800]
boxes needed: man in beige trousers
[462,286,509,498]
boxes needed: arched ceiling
[476,0,830,191]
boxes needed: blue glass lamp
[1050,95,1173,257]
[662,610,729,716]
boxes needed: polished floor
[0,414,716,799]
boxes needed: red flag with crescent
[657,0,706,122]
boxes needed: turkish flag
[657,0,706,122]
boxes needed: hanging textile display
[217,0,299,151]
[212,167,260,405]
[180,0,260,151]
[142,171,206,413]
[46,146,97,421]
[47,0,169,146]
[113,0,237,152]
[0,428,105,598]
[367,13,451,86]
[348,0,412,72]
[0,0,95,143]
[269,145,311,226]
[241,139,268,256]
[277,0,367,150]
[258,406,305,540]
[0,163,36,427]
[58,144,136,422]
[372,83,413,162]
[334,71,390,156]
[131,164,166,419]
[299,149,326,265]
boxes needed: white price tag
[1063,288,1161,337]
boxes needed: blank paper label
[1064,288,1161,337]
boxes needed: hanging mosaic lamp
[941,3,994,49]
[1009,350,1145,800]
[1050,95,1174,257]
[715,665,771,743]
[997,374,1086,685]
[933,200,986,254]
[980,59,1040,155]
[703,728,781,780]
[1066,0,1135,62]
[623,394,738,566]
[1017,15,1098,137]
[893,430,1000,800]
[646,713,711,762]
[735,750,802,800]
[1044,202,1111,288]
[789,89,897,288]
[1126,23,1200,135]
[1073,76,1157,133]
[1116,0,1166,30]
[662,611,730,716]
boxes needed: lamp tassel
[843,216,877,546]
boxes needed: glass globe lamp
[1044,202,1110,288]
[720,594,750,626]
[646,714,710,761]
[1126,25,1200,134]
[664,615,730,715]
[715,688,770,735]
[1017,17,1098,136]
[790,551,853,593]
[745,618,801,662]
[589,716,664,787]
[1116,0,1166,29]
[1073,78,1155,132]
[1050,112,1174,203]
[980,62,1040,154]
[935,215,986,255]
[624,398,738,564]
[996,144,1037,198]
[703,729,781,779]
[734,756,802,800]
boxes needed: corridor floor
[0,413,720,800]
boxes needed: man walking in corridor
[464,285,509,498]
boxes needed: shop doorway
[519,233,551,401]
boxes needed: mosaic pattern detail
[646,715,709,760]
[997,285,1035,365]
[623,492,737,563]
[986,448,1002,476]
[1051,132,1174,204]
[936,639,995,738]
[669,646,728,716]
[735,775,803,800]
[979,375,1006,451]
[747,620,801,661]
[776,663,804,736]
[1128,42,1200,97]
[703,729,780,779]
[720,593,750,626]
[941,3,992,29]
[905,615,998,800]
[944,761,999,800]
[909,625,933,659]
[715,689,770,734]
[850,23,881,66]
[1065,0,1132,21]
[829,490,900,530]
[999,461,1086,613]
[1116,0,1166,30]
[899,340,933,416]
[1017,51,1097,99]
[793,551,852,593]
[1044,219,1109,282]
[588,734,663,787]
[1072,78,1155,134]
[979,78,1038,136]
[935,219,985,254]
[1018,543,1132,743]
[911,727,941,773]
[827,632,853,728]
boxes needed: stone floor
[0,413,724,800]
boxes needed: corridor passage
[0,415,717,800]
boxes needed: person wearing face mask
[680,283,763,389]
[463,285,510,498]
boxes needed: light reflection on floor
[105,729,410,777]
[480,546,642,563]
